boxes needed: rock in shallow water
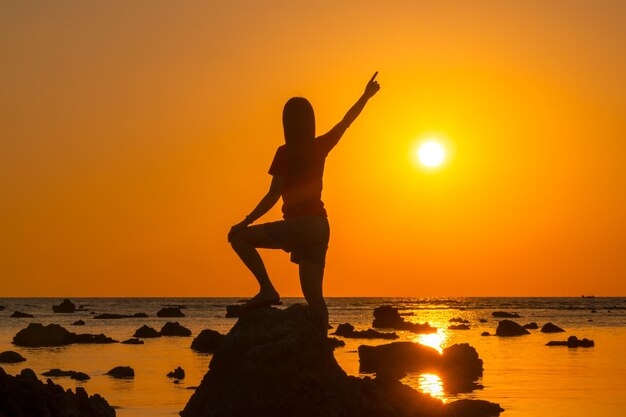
[157,307,184,317]
[372,305,437,334]
[11,311,34,318]
[106,366,134,378]
[546,335,594,348]
[492,311,520,318]
[0,367,114,417]
[541,322,565,333]
[0,351,26,363]
[133,325,161,338]
[13,323,117,347]
[160,321,192,337]
[190,329,224,353]
[180,304,502,417]
[495,320,530,337]
[167,366,185,379]
[52,299,76,313]
[333,323,399,339]
[42,369,90,381]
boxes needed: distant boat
[581,295,596,298]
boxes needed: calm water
[0,297,625,416]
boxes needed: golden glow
[414,331,446,354]
[418,374,445,401]
[416,140,446,167]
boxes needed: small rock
[495,320,530,336]
[160,321,192,337]
[133,325,161,338]
[94,313,148,319]
[481,332,490,336]
[448,324,470,330]
[327,337,345,349]
[52,299,76,313]
[372,305,437,334]
[156,307,185,318]
[167,366,185,379]
[546,335,594,348]
[522,322,538,329]
[479,318,488,323]
[541,322,565,333]
[492,311,520,318]
[106,366,134,378]
[72,320,86,326]
[10,311,34,318]
[449,317,469,323]
[121,338,145,345]
[0,350,26,363]
[42,369,91,380]
[190,329,224,353]
[333,323,399,339]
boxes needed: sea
[0,297,624,417]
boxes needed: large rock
[156,307,184,317]
[52,299,76,313]
[11,311,34,318]
[181,304,502,417]
[190,329,224,353]
[358,342,483,382]
[372,306,437,334]
[133,325,161,338]
[333,323,399,339]
[0,351,26,363]
[541,322,565,333]
[492,311,520,318]
[0,367,114,417]
[160,321,192,337]
[13,323,118,347]
[495,320,530,336]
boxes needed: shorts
[261,215,330,267]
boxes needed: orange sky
[1,1,625,297]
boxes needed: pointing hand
[363,71,381,99]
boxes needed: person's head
[282,97,315,145]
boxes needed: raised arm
[318,71,381,153]
[227,175,285,242]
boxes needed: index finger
[369,71,378,82]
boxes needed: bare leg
[299,260,328,334]
[230,225,281,301]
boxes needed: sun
[416,140,446,167]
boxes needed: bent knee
[229,228,250,248]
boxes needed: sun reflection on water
[418,373,445,402]
[414,330,447,353]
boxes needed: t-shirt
[268,121,348,219]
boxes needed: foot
[244,289,281,306]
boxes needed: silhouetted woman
[228,72,380,332]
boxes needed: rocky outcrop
[0,351,26,363]
[448,324,470,330]
[167,366,185,379]
[11,311,34,318]
[181,304,502,417]
[156,307,184,317]
[52,299,76,313]
[495,320,530,336]
[160,321,192,337]
[133,325,161,338]
[190,329,224,353]
[333,323,399,339]
[42,369,90,381]
[13,323,118,347]
[546,336,594,348]
[372,306,437,334]
[541,322,565,333]
[522,322,538,329]
[106,366,134,378]
[492,311,520,318]
[121,338,144,345]
[93,313,148,319]
[0,367,114,417]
